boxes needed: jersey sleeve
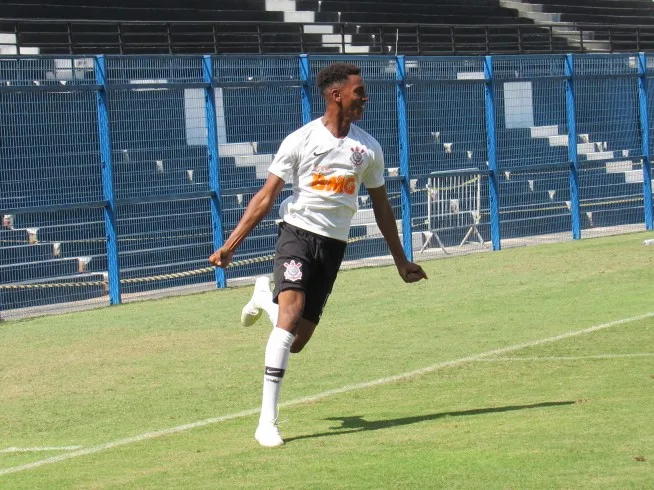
[362,143,385,189]
[268,132,300,182]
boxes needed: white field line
[473,353,654,362]
[0,447,82,454]
[1,311,652,477]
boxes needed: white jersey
[268,118,385,242]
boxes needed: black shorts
[272,222,347,325]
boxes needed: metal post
[483,55,501,250]
[299,54,312,125]
[637,52,654,229]
[94,55,122,304]
[396,55,414,261]
[565,54,582,239]
[203,55,227,288]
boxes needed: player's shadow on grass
[285,401,575,443]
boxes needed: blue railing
[1,53,653,316]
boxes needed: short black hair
[317,63,361,95]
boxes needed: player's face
[337,74,368,121]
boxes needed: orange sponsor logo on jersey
[310,173,357,195]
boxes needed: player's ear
[331,87,342,103]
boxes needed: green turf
[1,232,653,488]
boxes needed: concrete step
[219,143,256,157]
[530,125,559,138]
[304,24,334,34]
[343,45,370,54]
[584,151,619,161]
[606,161,635,173]
[265,0,296,11]
[234,154,274,179]
[546,134,593,146]
[576,142,599,154]
[623,170,654,190]
[284,11,315,22]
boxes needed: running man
[209,62,427,447]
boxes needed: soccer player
[209,62,427,447]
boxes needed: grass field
[1,232,653,489]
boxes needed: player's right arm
[209,174,286,268]
[209,131,299,268]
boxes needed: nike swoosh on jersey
[313,149,330,156]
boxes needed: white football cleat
[255,420,284,448]
[240,276,271,327]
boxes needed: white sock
[255,289,279,328]
[259,327,295,424]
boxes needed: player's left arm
[368,185,428,283]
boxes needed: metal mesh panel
[405,57,485,82]
[647,76,654,223]
[498,167,573,248]
[105,55,204,84]
[213,55,300,83]
[405,57,487,176]
[575,54,640,78]
[108,88,208,199]
[579,160,646,239]
[575,55,641,164]
[0,90,102,209]
[574,55,644,239]
[493,55,566,80]
[105,56,208,200]
[0,56,97,86]
[116,198,214,299]
[493,56,567,169]
[0,207,108,319]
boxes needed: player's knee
[278,308,303,331]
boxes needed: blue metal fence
[1,53,652,318]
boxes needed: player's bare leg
[255,289,303,447]
[291,318,317,353]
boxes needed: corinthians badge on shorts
[283,260,303,282]
[350,146,366,166]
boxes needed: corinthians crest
[283,260,303,282]
[350,146,366,166]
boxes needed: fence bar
[396,55,414,261]
[484,55,501,250]
[203,55,227,288]
[94,55,122,304]
[565,54,581,240]
[637,52,654,230]
[299,54,312,125]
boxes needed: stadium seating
[504,0,654,52]
[3,0,654,55]
[0,0,621,55]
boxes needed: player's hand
[209,247,233,268]
[396,261,428,283]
